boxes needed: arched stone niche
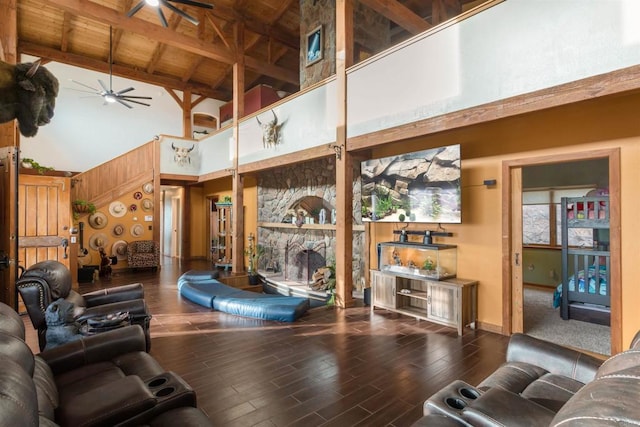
[284,195,334,225]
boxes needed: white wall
[19,57,222,173]
[347,0,640,137]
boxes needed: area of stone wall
[257,157,364,288]
[300,0,390,88]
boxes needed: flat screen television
[361,144,461,223]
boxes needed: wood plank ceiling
[16,0,481,104]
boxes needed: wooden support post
[183,89,193,138]
[0,0,19,148]
[335,0,354,308]
[231,22,245,274]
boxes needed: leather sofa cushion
[596,349,640,379]
[477,361,548,393]
[0,331,35,375]
[33,357,59,421]
[0,359,39,426]
[520,373,584,412]
[551,370,640,426]
[22,260,72,300]
[0,302,26,339]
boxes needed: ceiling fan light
[104,94,117,103]
[145,0,160,6]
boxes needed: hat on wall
[143,182,154,194]
[130,224,144,237]
[109,201,127,217]
[112,240,128,260]
[141,198,153,211]
[89,233,109,250]
[88,212,108,229]
[112,223,125,237]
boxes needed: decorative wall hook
[329,144,344,160]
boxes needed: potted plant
[72,199,96,220]
[21,158,55,175]
[244,233,265,285]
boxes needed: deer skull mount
[256,110,284,148]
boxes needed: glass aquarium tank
[377,242,457,280]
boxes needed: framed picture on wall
[306,25,323,66]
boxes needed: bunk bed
[554,196,611,325]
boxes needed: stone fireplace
[256,157,364,290]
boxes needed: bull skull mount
[171,143,195,166]
[329,144,344,160]
[256,110,284,148]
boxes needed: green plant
[222,195,232,203]
[398,213,406,222]
[72,199,96,220]
[21,158,54,175]
[244,234,265,276]
[325,258,337,306]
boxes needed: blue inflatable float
[178,271,310,322]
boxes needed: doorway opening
[503,148,621,355]
[160,186,183,259]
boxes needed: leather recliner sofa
[414,332,640,426]
[17,260,152,351]
[0,301,212,427]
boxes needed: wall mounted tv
[361,144,461,223]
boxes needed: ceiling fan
[127,0,214,27]
[71,26,152,109]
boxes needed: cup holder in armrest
[155,386,176,397]
[424,380,483,424]
[459,387,480,400]
[445,397,467,410]
[144,372,196,409]
[147,377,168,388]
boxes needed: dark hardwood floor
[22,258,511,427]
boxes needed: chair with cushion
[17,259,152,351]
[127,240,161,270]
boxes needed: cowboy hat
[112,240,128,260]
[130,224,144,237]
[141,198,153,211]
[109,201,127,217]
[112,223,125,237]
[88,212,108,229]
[89,233,109,251]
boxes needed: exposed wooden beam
[359,0,431,35]
[19,41,230,100]
[43,0,298,85]
[147,14,182,74]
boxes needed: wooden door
[510,167,524,333]
[0,148,19,308]
[18,174,74,276]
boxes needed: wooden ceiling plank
[60,12,72,52]
[19,41,230,99]
[359,0,432,35]
[205,13,232,50]
[42,0,298,85]
[43,0,236,63]
[147,14,182,74]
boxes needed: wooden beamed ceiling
[13,0,481,104]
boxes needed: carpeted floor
[524,287,611,356]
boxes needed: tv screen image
[361,144,461,223]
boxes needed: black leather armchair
[17,260,152,351]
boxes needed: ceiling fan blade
[163,1,199,25]
[170,0,214,10]
[116,98,134,109]
[67,87,101,95]
[157,7,169,27]
[120,95,153,100]
[98,79,110,93]
[116,87,135,95]
[120,98,151,107]
[127,0,146,17]
[70,79,99,92]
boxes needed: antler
[25,59,41,78]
